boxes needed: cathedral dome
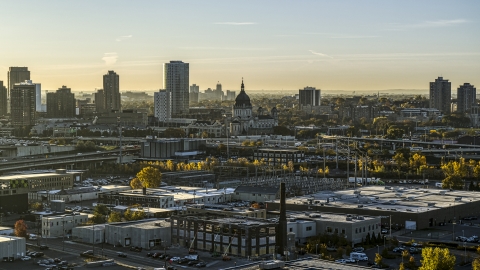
[234,79,251,107]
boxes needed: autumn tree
[130,177,142,189]
[124,209,146,221]
[108,211,122,223]
[419,247,455,270]
[14,220,28,238]
[374,253,383,266]
[409,153,427,175]
[135,166,162,188]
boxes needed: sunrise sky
[0,0,479,92]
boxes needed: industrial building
[105,219,171,249]
[170,214,277,257]
[0,236,26,259]
[232,186,280,203]
[266,186,480,231]
[42,213,89,237]
[185,204,267,219]
[253,149,304,166]
[140,138,206,159]
[72,224,105,246]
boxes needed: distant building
[103,70,121,112]
[94,89,105,112]
[46,85,76,118]
[430,77,451,113]
[7,67,30,107]
[457,83,476,113]
[164,61,189,116]
[154,89,171,122]
[253,149,304,166]
[189,84,199,104]
[229,80,278,136]
[11,80,36,126]
[0,81,6,116]
[225,90,236,101]
[215,81,224,100]
[299,86,321,109]
[140,138,206,159]
[34,82,41,112]
[232,186,280,202]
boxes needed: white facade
[42,214,89,237]
[0,236,26,259]
[286,219,317,243]
[154,89,171,121]
[163,61,189,116]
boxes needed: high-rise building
[457,83,476,113]
[163,61,189,116]
[189,84,199,104]
[103,70,121,112]
[8,67,30,99]
[215,81,224,101]
[226,90,236,101]
[429,77,451,114]
[154,89,171,122]
[46,85,76,118]
[11,81,36,126]
[299,86,321,109]
[35,83,41,112]
[0,81,6,116]
[95,89,106,113]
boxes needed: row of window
[355,224,379,234]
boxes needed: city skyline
[0,1,479,91]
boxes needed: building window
[252,193,255,196]
[342,229,346,234]
[289,228,293,232]
[306,226,312,231]
[326,227,332,233]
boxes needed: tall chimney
[277,182,287,256]
[142,187,147,195]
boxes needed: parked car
[195,261,207,267]
[117,252,127,258]
[170,257,181,262]
[39,245,49,250]
[21,256,31,261]
[178,258,189,264]
[335,259,346,263]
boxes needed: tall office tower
[8,67,30,99]
[163,61,189,116]
[34,83,41,112]
[457,83,476,113]
[103,70,121,112]
[46,85,76,118]
[154,89,171,121]
[299,86,321,108]
[429,77,451,113]
[0,81,6,116]
[189,84,199,104]
[226,90,236,101]
[11,81,36,126]
[95,89,106,113]
[215,81,224,101]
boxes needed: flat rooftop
[277,186,480,214]
[287,211,379,223]
[108,219,170,228]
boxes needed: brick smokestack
[277,182,287,256]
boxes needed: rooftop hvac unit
[427,203,436,207]
[309,214,321,218]
[358,204,363,208]
[346,217,352,221]
[455,197,462,201]
[358,216,365,220]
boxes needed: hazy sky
[0,0,479,92]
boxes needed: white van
[350,252,368,261]
[435,182,443,188]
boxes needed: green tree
[14,220,28,238]
[419,247,455,270]
[135,166,162,188]
[108,211,122,223]
[94,204,110,216]
[90,213,106,224]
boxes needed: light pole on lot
[377,245,379,254]
[162,240,168,268]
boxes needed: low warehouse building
[0,236,26,259]
[105,219,171,249]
